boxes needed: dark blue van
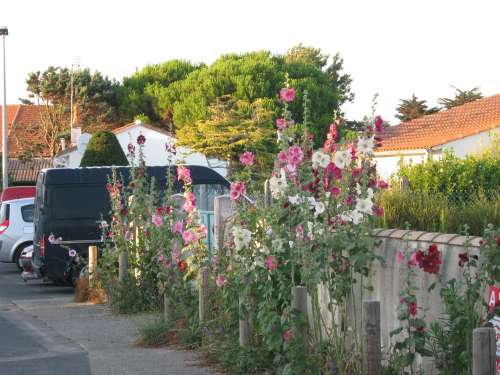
[32,166,229,285]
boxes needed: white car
[0,197,34,268]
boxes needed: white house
[374,94,500,180]
[53,121,228,177]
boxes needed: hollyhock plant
[279,87,296,102]
[151,213,163,228]
[137,134,146,145]
[265,255,278,271]
[216,274,228,288]
[230,182,246,201]
[415,244,442,274]
[177,166,192,184]
[239,151,255,166]
[276,118,288,131]
[172,220,183,234]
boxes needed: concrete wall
[365,229,482,352]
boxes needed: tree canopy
[395,94,439,122]
[119,45,353,147]
[438,87,483,109]
[80,130,128,167]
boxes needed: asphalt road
[0,263,91,375]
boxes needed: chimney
[60,138,66,151]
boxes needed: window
[50,185,111,220]
[21,204,34,222]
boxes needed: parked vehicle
[0,186,36,203]
[32,166,229,285]
[0,197,35,269]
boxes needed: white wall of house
[373,151,429,180]
[435,128,499,157]
[53,124,228,177]
[374,128,499,180]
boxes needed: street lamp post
[1,26,8,190]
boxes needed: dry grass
[74,277,107,304]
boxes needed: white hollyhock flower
[355,197,373,214]
[357,136,375,155]
[307,197,317,208]
[288,194,302,205]
[312,150,331,169]
[314,201,326,216]
[232,227,252,251]
[334,150,351,169]
[272,239,284,252]
[307,221,314,238]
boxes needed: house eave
[373,149,429,157]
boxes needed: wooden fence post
[199,267,210,325]
[214,195,234,251]
[292,286,308,342]
[362,300,382,375]
[472,327,496,375]
[239,276,251,346]
[118,251,128,282]
[264,179,272,207]
[88,245,97,287]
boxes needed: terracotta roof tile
[376,94,500,152]
[8,158,52,183]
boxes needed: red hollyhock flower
[458,252,469,267]
[137,134,146,145]
[416,326,425,333]
[416,244,442,274]
[408,301,418,317]
[178,260,188,272]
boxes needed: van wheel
[13,243,31,270]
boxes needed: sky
[1,0,500,124]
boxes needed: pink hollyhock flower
[373,206,384,218]
[331,186,341,196]
[345,195,353,206]
[183,191,196,212]
[124,230,132,240]
[152,213,163,228]
[276,118,288,131]
[68,249,77,257]
[128,143,135,155]
[287,145,304,167]
[216,274,228,288]
[399,296,406,304]
[230,182,246,201]
[265,255,278,271]
[396,250,405,265]
[277,151,288,165]
[177,166,192,184]
[377,180,389,189]
[157,252,165,262]
[239,151,255,166]
[182,230,193,244]
[408,252,419,268]
[282,330,293,342]
[280,88,296,102]
[408,301,418,317]
[200,224,208,237]
[172,220,183,234]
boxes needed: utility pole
[1,26,8,190]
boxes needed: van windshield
[51,186,110,220]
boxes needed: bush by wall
[378,189,499,235]
[394,148,500,201]
[80,130,128,167]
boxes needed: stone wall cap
[448,235,469,246]
[376,229,398,237]
[405,231,427,240]
[433,233,461,244]
[372,228,385,236]
[389,229,411,239]
[469,237,484,247]
[418,232,441,242]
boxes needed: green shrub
[80,130,128,167]
[136,318,172,347]
[378,190,500,235]
[394,148,500,200]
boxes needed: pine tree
[80,131,128,167]
[395,94,439,122]
[438,87,483,109]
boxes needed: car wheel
[14,243,32,270]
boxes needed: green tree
[438,87,483,109]
[116,60,202,126]
[80,131,128,167]
[177,96,276,180]
[26,66,120,129]
[145,47,352,147]
[395,94,439,122]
